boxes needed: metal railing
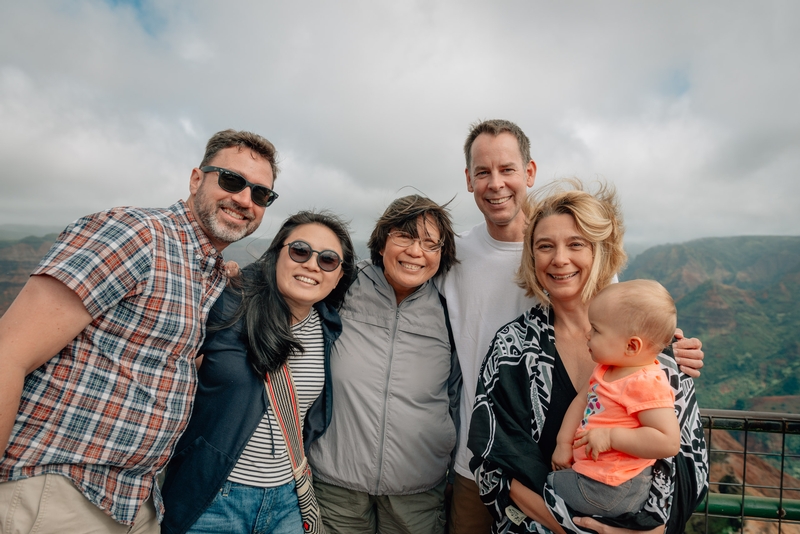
[691,408,800,533]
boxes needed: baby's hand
[551,443,574,471]
[574,428,613,461]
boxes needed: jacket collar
[356,259,432,305]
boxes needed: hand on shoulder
[672,328,703,378]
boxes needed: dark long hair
[228,211,356,378]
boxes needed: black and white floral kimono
[468,305,708,534]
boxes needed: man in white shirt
[439,119,704,534]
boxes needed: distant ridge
[0,234,60,315]
[622,235,800,299]
[0,224,65,242]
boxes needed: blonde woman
[468,180,707,534]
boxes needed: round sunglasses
[201,166,278,208]
[285,240,342,272]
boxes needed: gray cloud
[1,0,798,249]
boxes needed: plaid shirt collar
[176,199,223,260]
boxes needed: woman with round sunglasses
[161,211,356,534]
[307,195,460,534]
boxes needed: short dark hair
[367,195,458,277]
[463,119,531,170]
[200,129,279,180]
[227,210,356,378]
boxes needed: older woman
[308,194,460,534]
[468,181,708,534]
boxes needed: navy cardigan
[160,287,342,534]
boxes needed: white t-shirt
[437,222,537,478]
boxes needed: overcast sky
[1,0,798,252]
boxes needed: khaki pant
[448,473,493,534]
[315,479,446,534]
[0,474,158,534]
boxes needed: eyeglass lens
[287,241,342,272]
[390,232,442,252]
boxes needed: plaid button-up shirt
[0,200,226,525]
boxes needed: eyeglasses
[388,231,443,252]
[201,166,278,208]
[285,240,342,272]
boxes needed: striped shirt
[0,201,226,526]
[228,309,326,487]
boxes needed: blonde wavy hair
[517,179,627,306]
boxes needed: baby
[548,279,681,518]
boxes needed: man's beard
[194,186,258,246]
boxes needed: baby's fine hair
[598,279,677,350]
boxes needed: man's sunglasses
[201,166,278,208]
[285,240,342,272]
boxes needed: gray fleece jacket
[307,260,461,495]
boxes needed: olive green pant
[315,478,446,534]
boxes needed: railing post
[779,418,787,532]
[743,417,750,530]
[704,414,713,534]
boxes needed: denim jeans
[186,480,303,534]
[547,467,653,517]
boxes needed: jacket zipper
[374,306,401,494]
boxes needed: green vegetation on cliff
[622,236,800,410]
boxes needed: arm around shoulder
[672,328,703,378]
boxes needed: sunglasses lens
[249,186,270,208]
[217,170,246,193]
[288,242,312,263]
[317,251,341,272]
